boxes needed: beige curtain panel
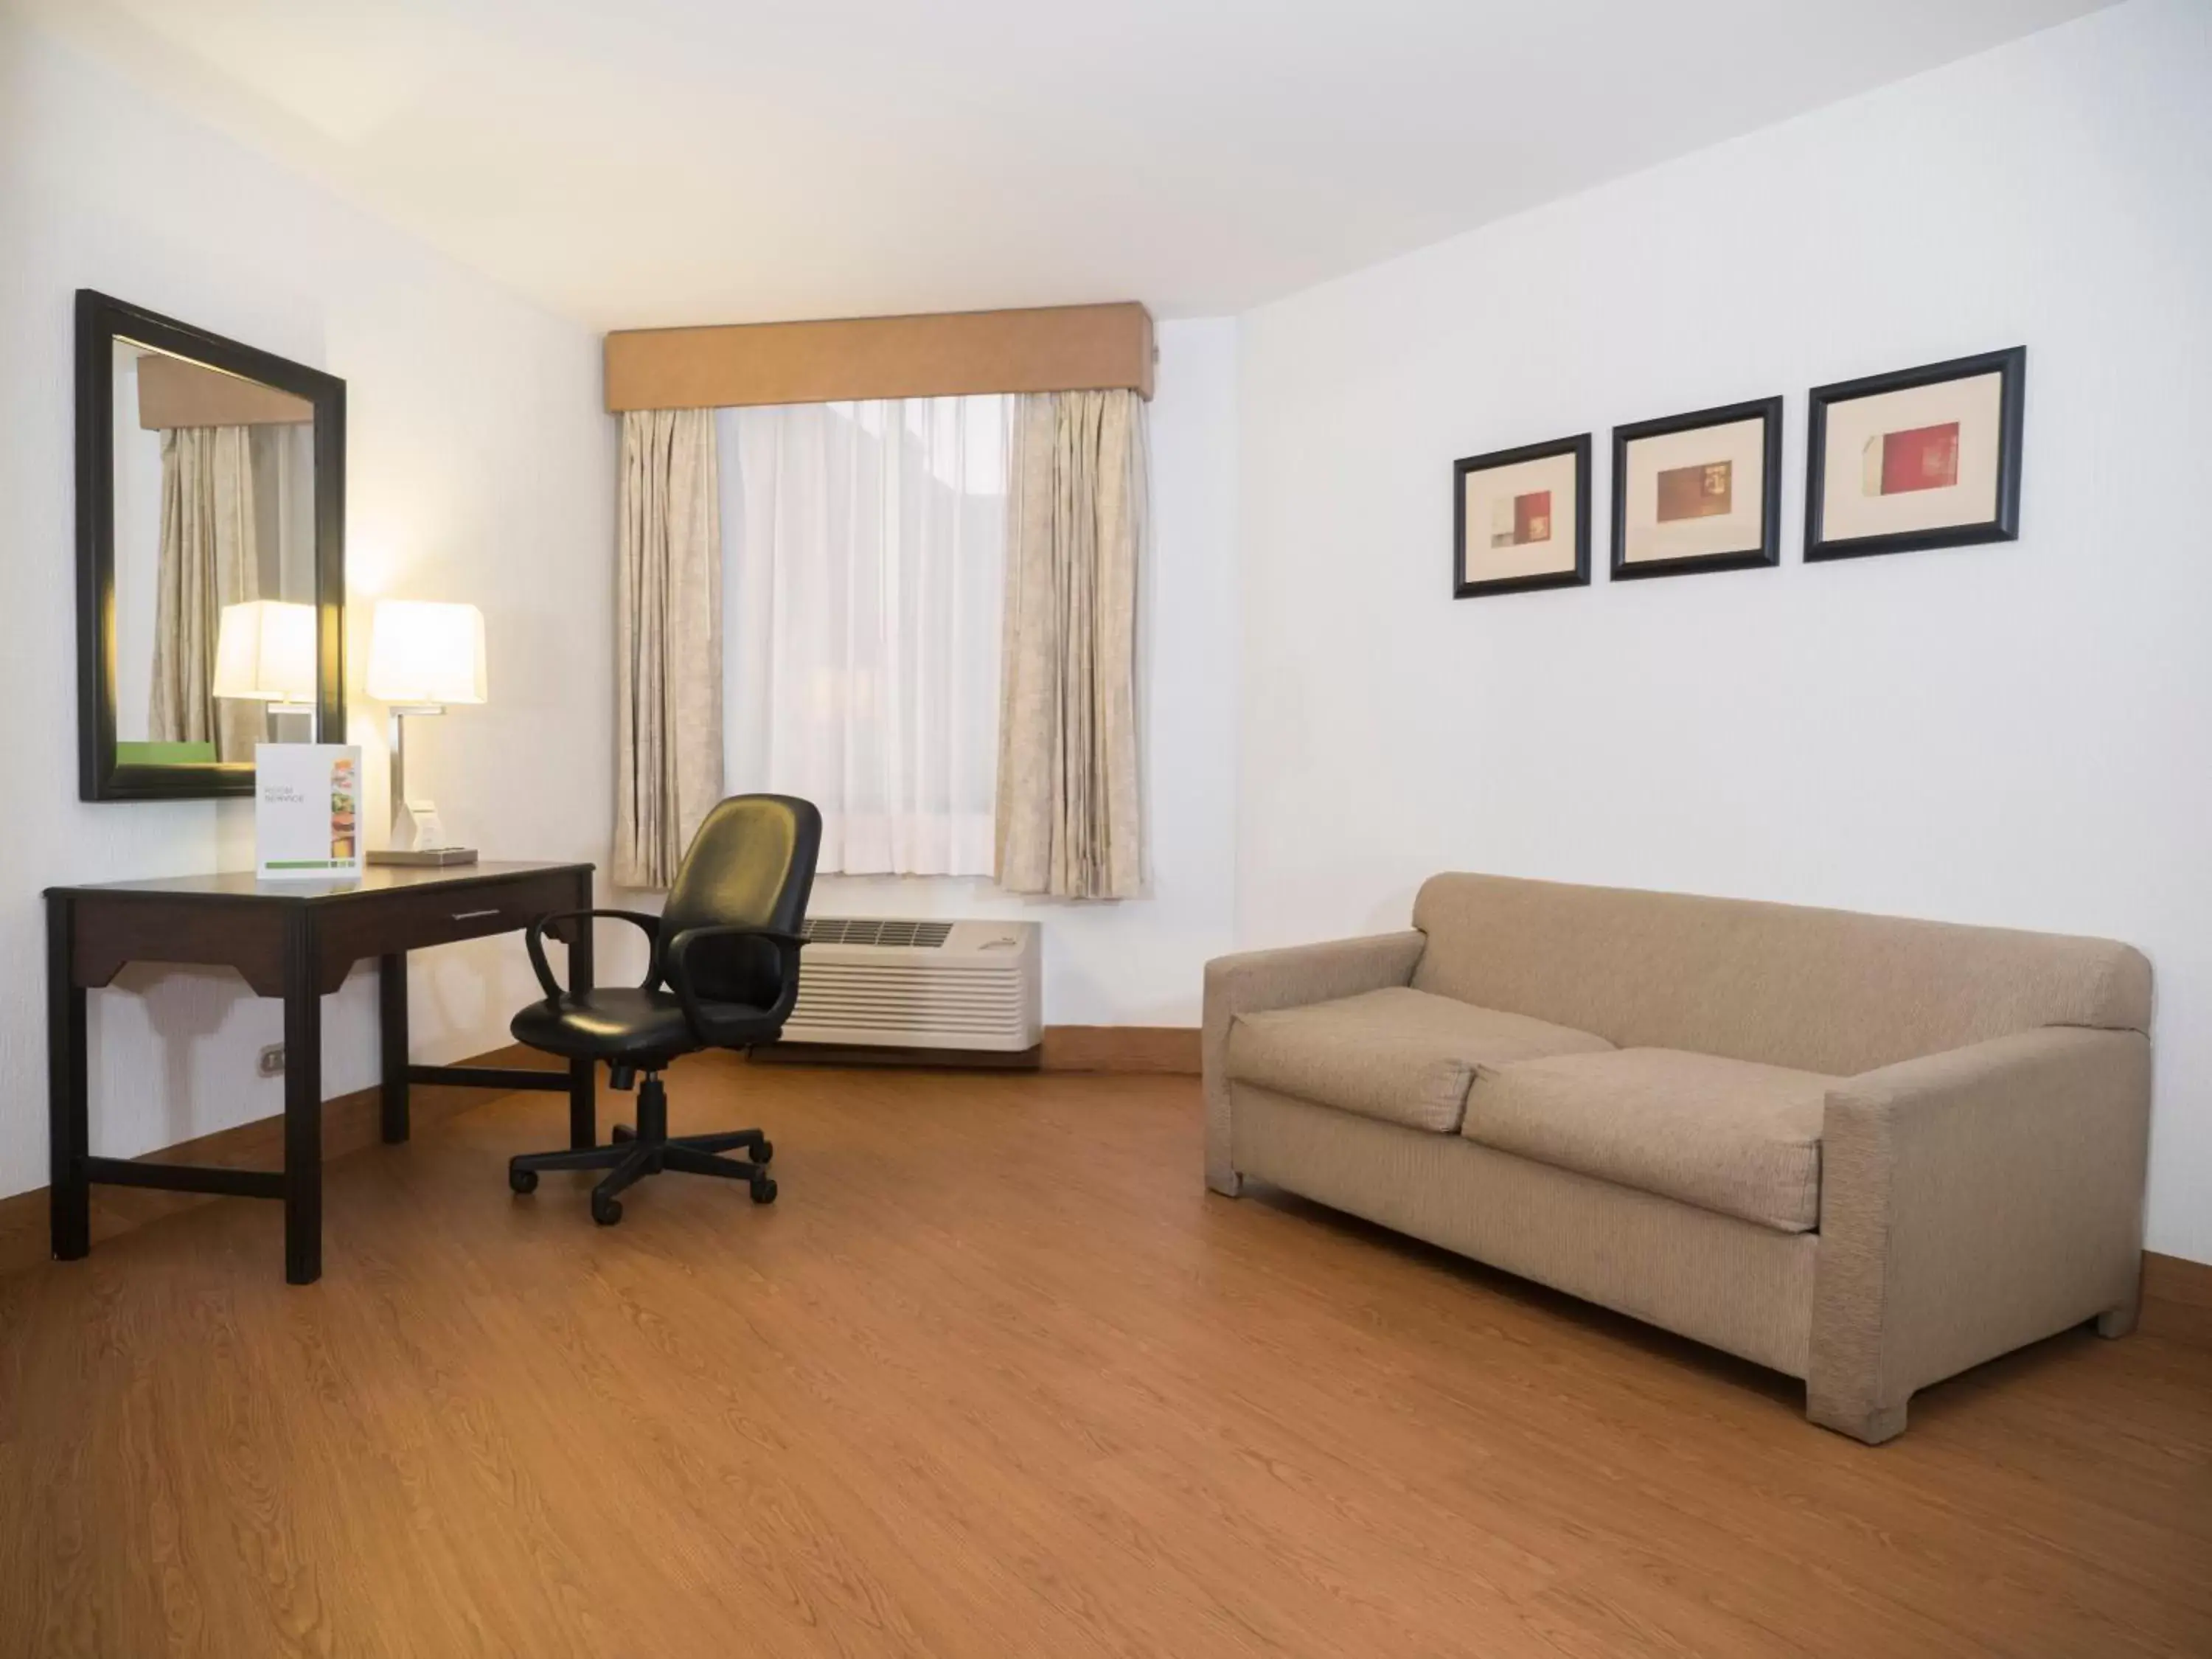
[150,425,262,761]
[614,408,724,889]
[995,389,1146,899]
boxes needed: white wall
[0,19,620,1200]
[786,319,1240,1026]
[1236,0,2212,1260]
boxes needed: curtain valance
[604,303,1152,412]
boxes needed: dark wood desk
[46,860,595,1284]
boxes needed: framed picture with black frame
[1805,346,2025,562]
[1610,394,1783,580]
[1452,432,1591,598]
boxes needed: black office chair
[505,793,821,1225]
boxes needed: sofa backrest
[1409,874,2151,1077]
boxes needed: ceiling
[17,0,2112,330]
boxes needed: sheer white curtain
[718,396,1007,875]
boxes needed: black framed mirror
[76,290,346,801]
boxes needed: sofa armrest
[1808,1025,2149,1443]
[1202,931,1427,1194]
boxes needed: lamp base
[368,846,479,866]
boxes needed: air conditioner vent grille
[782,917,1041,1052]
[801,917,954,949]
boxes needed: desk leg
[283,911,324,1285]
[47,894,89,1262]
[568,869,596,1150]
[378,951,408,1144]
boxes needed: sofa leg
[1806,1388,1909,1445]
[2095,1301,2139,1339]
[1206,1168,1244,1198]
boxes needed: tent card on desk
[255,744,365,880]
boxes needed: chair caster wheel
[509,1166,538,1195]
[591,1192,623,1226]
[748,1140,773,1165]
[749,1174,778,1205]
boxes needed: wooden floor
[1,1061,2206,1658]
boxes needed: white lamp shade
[211,599,319,702]
[366,600,487,706]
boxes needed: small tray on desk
[368,846,479,866]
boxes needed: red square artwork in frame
[1867,422,1961,495]
[1452,432,1590,597]
[1806,347,2025,561]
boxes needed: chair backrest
[657,795,822,1006]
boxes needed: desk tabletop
[46,860,593,905]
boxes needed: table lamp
[212,599,319,717]
[364,599,487,866]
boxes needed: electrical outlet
[257,1044,285,1078]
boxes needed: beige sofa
[1203,874,2152,1443]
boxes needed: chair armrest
[1808,1025,2150,1442]
[1201,931,1427,1194]
[524,908,661,1001]
[664,925,808,1045]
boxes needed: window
[717,395,1008,875]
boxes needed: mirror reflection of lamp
[212,599,319,717]
[364,599,486,866]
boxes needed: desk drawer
[317,870,582,972]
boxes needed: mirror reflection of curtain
[250,423,316,598]
[149,425,263,760]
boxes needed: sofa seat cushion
[1227,987,1614,1133]
[1460,1048,1836,1232]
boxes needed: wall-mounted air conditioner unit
[776,918,1043,1053]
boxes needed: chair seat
[1461,1048,1837,1232]
[510,987,700,1061]
[510,987,781,1062]
[1227,987,1615,1133]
